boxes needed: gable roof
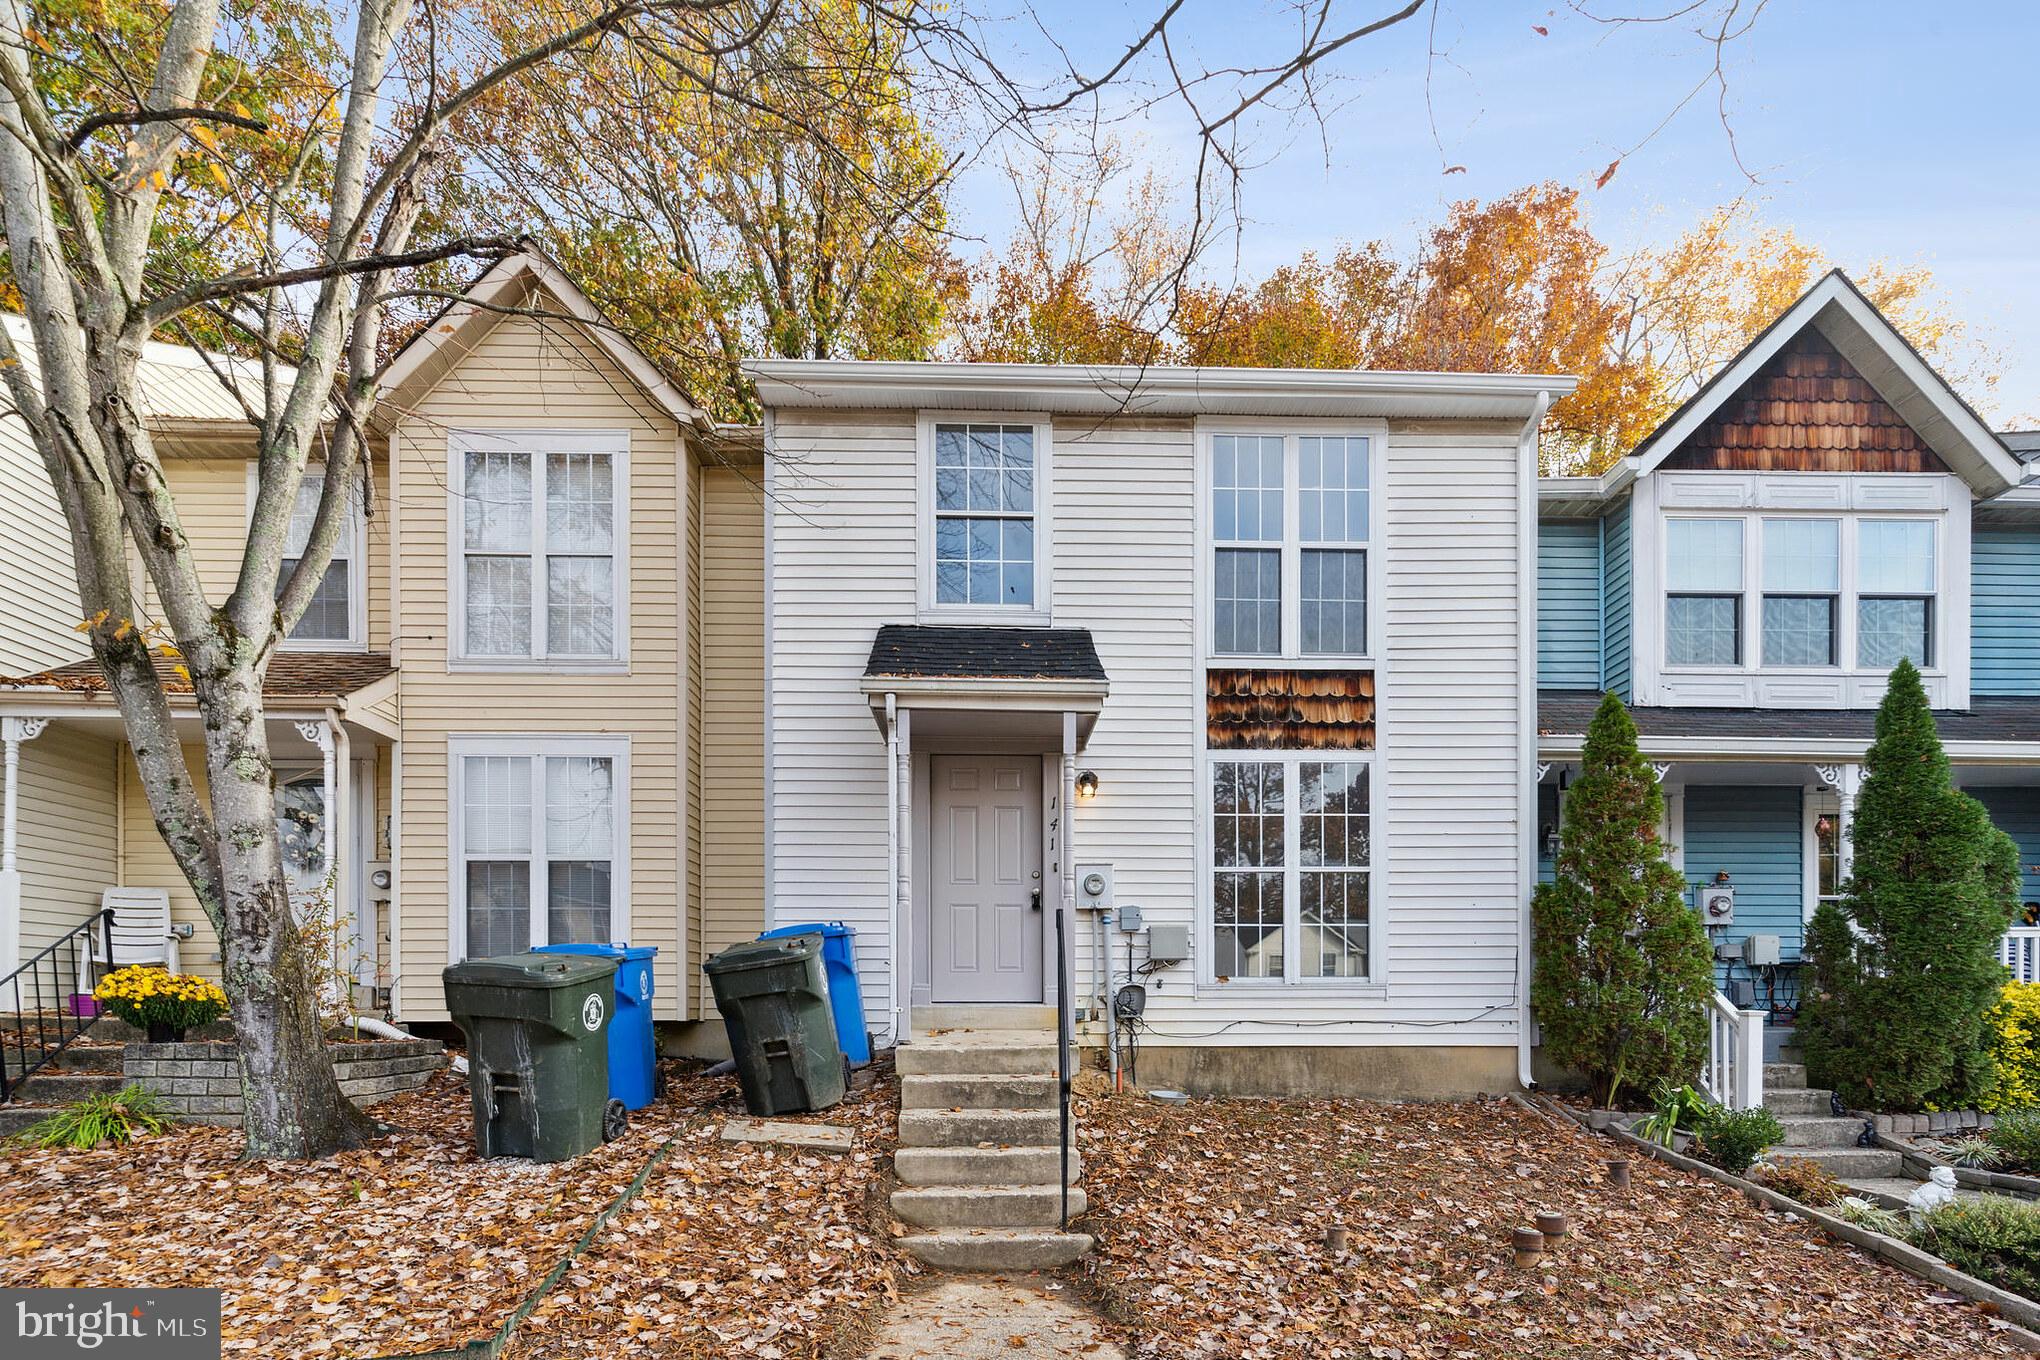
[1629,270,2022,497]
[377,251,708,429]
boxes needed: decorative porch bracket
[0,716,53,978]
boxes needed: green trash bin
[443,952,621,1161]
[703,934,846,1116]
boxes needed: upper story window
[1665,517,1742,665]
[255,466,365,649]
[934,424,1034,608]
[918,416,1051,623]
[1663,512,1936,672]
[453,432,626,665]
[1209,429,1375,660]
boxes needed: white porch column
[1815,763,1863,883]
[894,707,912,1041]
[1,716,52,980]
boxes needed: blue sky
[946,2,2038,422]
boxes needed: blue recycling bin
[533,943,659,1109]
[757,922,870,1065]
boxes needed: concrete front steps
[0,1042,128,1137]
[891,1026,1092,1270]
[1759,1057,1903,1181]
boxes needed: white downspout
[885,692,901,1046]
[1517,389,1552,1092]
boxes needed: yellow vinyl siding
[0,419,86,673]
[685,460,705,1009]
[145,454,391,648]
[116,742,224,982]
[390,294,687,1022]
[16,725,119,959]
[700,465,766,1007]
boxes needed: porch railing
[1,909,113,1103]
[1701,990,1766,1111]
[2002,928,2040,985]
[1054,906,1074,1230]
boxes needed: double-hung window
[454,737,629,957]
[930,422,1041,611]
[1665,518,1743,666]
[1210,429,1375,659]
[1761,517,1839,667]
[1211,754,1373,981]
[256,467,365,647]
[1857,520,1935,668]
[455,432,625,663]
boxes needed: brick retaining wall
[124,1038,445,1125]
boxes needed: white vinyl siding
[768,405,1526,1048]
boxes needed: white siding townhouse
[754,363,1573,1097]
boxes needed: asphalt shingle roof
[1539,688,2040,746]
[864,625,1106,682]
[6,652,395,699]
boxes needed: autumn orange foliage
[952,181,1997,473]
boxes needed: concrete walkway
[862,1275,1125,1360]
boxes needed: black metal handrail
[0,909,113,1103]
[1055,905,1074,1230]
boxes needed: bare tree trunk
[199,665,377,1155]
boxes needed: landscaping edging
[124,1039,445,1125]
[364,1135,682,1360]
[1870,1108,1996,1137]
[1878,1131,2040,1200]
[1529,1093,2040,1348]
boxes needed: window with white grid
[1209,752,1376,984]
[454,433,624,663]
[1208,428,1376,661]
[252,466,365,648]
[453,738,629,957]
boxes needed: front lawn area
[1077,1093,2030,1358]
[0,1064,902,1359]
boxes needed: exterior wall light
[1075,770,1100,801]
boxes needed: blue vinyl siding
[1601,501,1632,700]
[1973,529,2040,697]
[1538,520,1603,688]
[1682,786,1803,983]
[1975,787,2040,910]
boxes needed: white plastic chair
[77,887,181,993]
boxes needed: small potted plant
[93,965,229,1043]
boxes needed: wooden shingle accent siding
[1662,330,1950,474]
[1205,669,1375,750]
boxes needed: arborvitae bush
[1800,659,2021,1111]
[1532,692,1715,1107]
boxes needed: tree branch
[64,102,268,152]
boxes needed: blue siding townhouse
[1536,272,2040,1038]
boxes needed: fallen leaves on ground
[0,1064,896,1358]
[502,1069,905,1360]
[1076,1093,2028,1359]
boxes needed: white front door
[930,756,1043,1004]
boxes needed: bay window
[454,432,624,663]
[1210,754,1373,982]
[454,738,628,957]
[1666,518,1743,665]
[1209,428,1375,660]
[1664,514,1939,672]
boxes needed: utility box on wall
[1147,923,1189,963]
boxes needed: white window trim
[915,411,1054,626]
[1197,418,1385,665]
[446,734,632,959]
[446,429,631,671]
[245,463,368,651]
[1661,511,1945,677]
[1194,746,1385,991]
